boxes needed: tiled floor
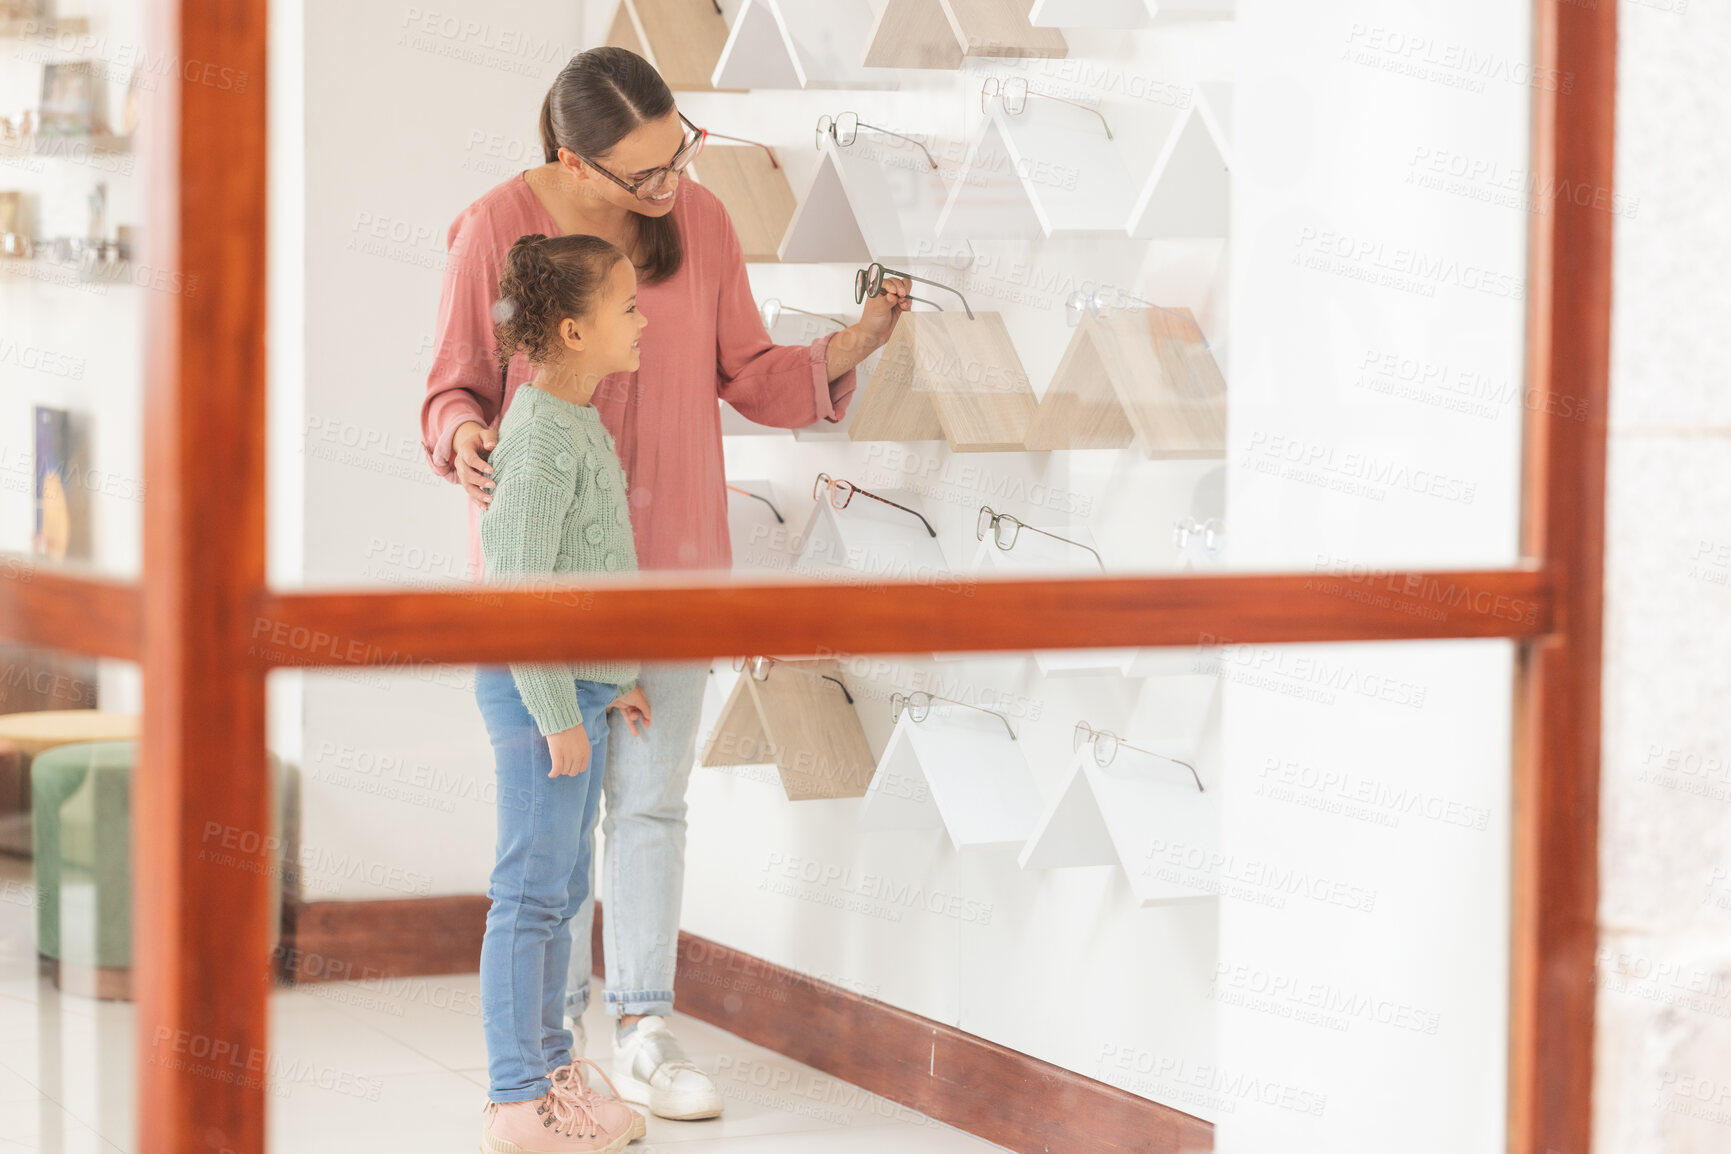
[0,857,1005,1153]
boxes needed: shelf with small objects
[778,128,954,265]
[700,656,878,800]
[790,471,952,587]
[605,0,744,92]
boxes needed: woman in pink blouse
[420,46,908,1131]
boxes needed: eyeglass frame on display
[976,505,1104,571]
[1064,287,1209,347]
[814,111,938,171]
[1073,721,1204,792]
[759,297,847,332]
[891,689,1017,741]
[731,655,854,704]
[815,472,937,538]
[855,261,975,320]
[573,111,779,202]
[726,484,785,524]
[980,76,1114,140]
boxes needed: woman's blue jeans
[475,666,613,1103]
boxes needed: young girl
[475,232,652,1153]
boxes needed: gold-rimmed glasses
[977,506,1104,571]
[1074,721,1204,792]
[891,690,1017,741]
[732,655,853,703]
[854,261,975,320]
[815,111,938,170]
[815,473,936,538]
[981,76,1113,139]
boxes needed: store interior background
[0,0,1723,1150]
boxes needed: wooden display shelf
[606,0,743,92]
[699,660,875,800]
[1023,306,1225,459]
[848,312,1037,452]
[0,15,89,37]
[712,0,895,89]
[864,0,1067,70]
[687,145,795,262]
[0,132,133,158]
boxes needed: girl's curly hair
[492,233,627,373]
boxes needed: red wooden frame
[0,2,1611,1151]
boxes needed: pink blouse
[420,173,856,575]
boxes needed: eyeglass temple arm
[1031,91,1114,139]
[703,130,780,169]
[780,304,847,330]
[1025,523,1105,570]
[820,674,855,704]
[1122,741,1205,793]
[853,486,937,537]
[932,693,1017,741]
[883,266,975,320]
[857,120,938,170]
[725,485,784,523]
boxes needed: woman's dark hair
[493,233,627,372]
[540,47,682,285]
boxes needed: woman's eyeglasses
[1074,721,1203,792]
[816,473,936,538]
[981,76,1113,139]
[854,261,975,320]
[1065,287,1208,346]
[815,111,938,170]
[732,655,853,704]
[977,506,1104,570]
[577,112,779,202]
[759,297,846,332]
[726,484,784,524]
[891,690,1017,741]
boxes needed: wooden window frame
[0,2,1610,1151]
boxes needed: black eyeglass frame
[815,473,937,538]
[855,261,975,321]
[1073,721,1204,792]
[891,690,1017,741]
[977,506,1104,571]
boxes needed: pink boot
[481,1060,644,1153]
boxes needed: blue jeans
[476,667,614,1103]
[565,662,708,1021]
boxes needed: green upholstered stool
[0,711,140,859]
[32,741,287,1001]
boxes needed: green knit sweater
[480,385,640,736]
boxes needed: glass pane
[2,6,151,579]
[272,3,1533,594]
[270,635,1508,1150]
[0,643,139,1146]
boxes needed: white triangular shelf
[779,138,950,264]
[1023,307,1226,459]
[1126,91,1231,239]
[726,478,796,573]
[1151,0,1235,19]
[1090,744,1219,906]
[699,660,876,800]
[714,0,897,88]
[847,312,1037,451]
[1029,0,1152,27]
[606,0,743,92]
[969,532,1138,676]
[1018,757,1119,869]
[858,711,1042,850]
[935,108,1133,242]
[757,307,869,441]
[863,0,1068,70]
[792,491,950,584]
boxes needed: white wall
[1595,3,1731,1151]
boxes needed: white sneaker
[611,1017,724,1120]
[563,1014,590,1061]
